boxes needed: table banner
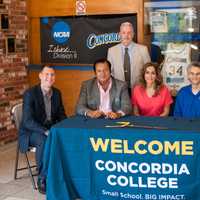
[44,117,200,200]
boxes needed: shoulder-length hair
[139,62,163,94]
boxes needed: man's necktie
[123,47,131,87]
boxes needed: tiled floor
[0,142,45,200]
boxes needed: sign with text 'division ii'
[40,14,137,64]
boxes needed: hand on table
[86,110,104,118]
[105,112,122,119]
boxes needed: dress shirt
[97,79,112,114]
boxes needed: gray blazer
[107,42,150,88]
[76,77,132,116]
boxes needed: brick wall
[0,0,29,145]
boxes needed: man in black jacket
[19,65,66,194]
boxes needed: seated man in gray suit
[107,22,150,92]
[76,58,132,119]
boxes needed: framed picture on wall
[6,37,15,54]
[149,11,168,33]
[1,14,9,29]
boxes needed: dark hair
[40,65,54,71]
[188,61,200,71]
[139,62,163,94]
[93,58,111,72]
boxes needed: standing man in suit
[107,22,151,93]
[76,58,132,119]
[19,65,66,194]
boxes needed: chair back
[11,103,23,130]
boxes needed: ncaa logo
[52,21,71,44]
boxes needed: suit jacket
[19,84,66,152]
[76,77,132,116]
[107,42,151,88]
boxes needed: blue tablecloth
[43,116,200,200]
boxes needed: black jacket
[19,84,66,152]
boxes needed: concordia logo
[87,33,120,49]
[52,21,71,44]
